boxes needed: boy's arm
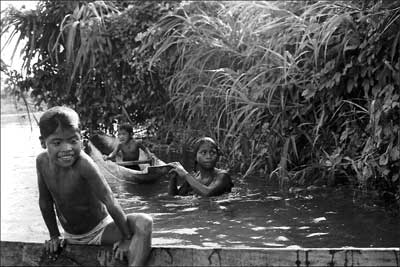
[105,143,120,160]
[137,142,151,157]
[36,158,60,239]
[79,153,132,240]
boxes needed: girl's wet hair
[39,106,81,138]
[119,123,134,135]
[193,137,220,171]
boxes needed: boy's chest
[43,168,86,198]
[121,141,138,153]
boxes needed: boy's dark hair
[39,106,81,138]
[119,123,134,135]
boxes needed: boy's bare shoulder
[75,151,101,174]
[76,151,96,166]
[36,151,49,164]
[129,138,139,145]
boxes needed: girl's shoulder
[215,168,230,176]
[215,168,233,186]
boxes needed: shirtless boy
[104,123,152,170]
[36,106,152,266]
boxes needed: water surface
[1,113,399,248]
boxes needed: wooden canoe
[1,241,399,267]
[84,135,173,184]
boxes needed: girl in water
[168,137,233,197]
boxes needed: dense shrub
[1,1,399,204]
[147,1,399,202]
[1,0,179,128]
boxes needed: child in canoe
[36,106,152,266]
[103,123,152,170]
[168,137,234,197]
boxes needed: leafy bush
[1,0,179,129]
[1,1,399,204]
[147,0,399,201]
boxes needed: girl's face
[45,126,82,168]
[118,129,131,144]
[196,142,218,170]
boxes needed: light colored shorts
[63,215,113,245]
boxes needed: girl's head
[193,137,220,171]
[38,106,82,167]
[118,123,134,144]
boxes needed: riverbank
[1,93,35,114]
[1,241,399,267]
[1,96,24,115]
[0,94,42,125]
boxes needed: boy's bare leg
[127,213,153,266]
[102,213,153,266]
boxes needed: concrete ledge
[1,241,399,266]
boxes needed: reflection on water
[1,114,47,243]
[1,113,400,248]
[117,176,400,248]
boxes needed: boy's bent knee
[128,213,153,233]
[136,213,153,225]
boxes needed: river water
[1,113,399,248]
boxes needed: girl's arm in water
[185,171,231,196]
[168,172,179,196]
[168,162,232,197]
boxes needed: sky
[1,1,38,71]
[1,1,38,90]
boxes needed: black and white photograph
[1,1,399,266]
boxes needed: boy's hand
[146,153,154,164]
[45,236,65,254]
[113,239,130,261]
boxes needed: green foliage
[0,59,39,127]
[1,0,399,203]
[148,1,400,200]
[1,0,179,129]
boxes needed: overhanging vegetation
[1,1,399,205]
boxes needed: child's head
[39,106,81,139]
[193,137,220,171]
[118,123,134,143]
[39,106,82,167]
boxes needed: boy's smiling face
[44,126,82,168]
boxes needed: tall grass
[150,2,348,167]
[149,0,400,192]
